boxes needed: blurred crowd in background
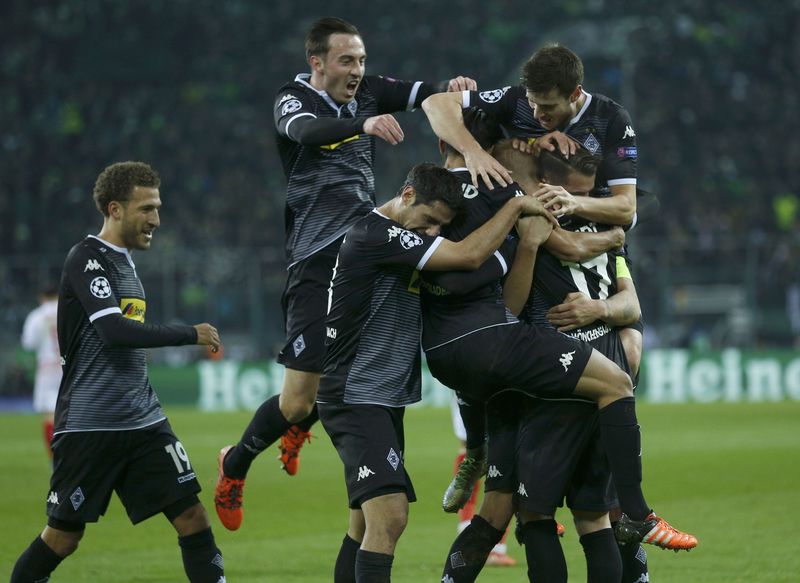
[1,0,798,392]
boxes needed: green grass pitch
[2,402,798,582]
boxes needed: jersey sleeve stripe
[493,250,509,275]
[417,237,444,270]
[461,90,471,108]
[406,81,423,111]
[607,178,637,186]
[88,306,122,322]
[284,112,317,139]
[616,255,633,280]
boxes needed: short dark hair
[93,161,160,216]
[492,140,538,186]
[305,17,360,59]
[521,44,584,97]
[537,147,599,185]
[442,107,504,158]
[402,162,465,215]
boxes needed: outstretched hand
[364,114,405,145]
[194,323,221,353]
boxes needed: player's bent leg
[168,500,226,583]
[572,510,622,583]
[11,524,83,583]
[619,327,643,381]
[572,348,633,408]
[277,369,321,476]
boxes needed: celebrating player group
[10,15,697,583]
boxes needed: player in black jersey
[316,162,554,583]
[10,162,225,583]
[214,17,477,531]
[422,43,645,382]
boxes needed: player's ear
[108,200,122,219]
[569,85,582,103]
[400,185,416,206]
[309,54,324,74]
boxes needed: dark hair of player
[402,162,465,215]
[442,107,504,159]
[521,44,584,98]
[537,147,599,185]
[93,161,160,216]
[305,17,361,59]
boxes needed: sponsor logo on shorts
[177,472,197,484]
[47,491,59,505]
[583,133,600,154]
[487,465,503,478]
[70,487,85,510]
[293,334,306,357]
[387,448,400,471]
[84,259,104,272]
[517,482,528,497]
[559,350,576,371]
[356,465,375,481]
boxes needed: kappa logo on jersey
[387,448,400,471]
[559,350,576,371]
[120,298,146,322]
[517,482,528,497]
[356,465,375,481]
[47,491,59,505]
[479,86,510,103]
[281,99,302,116]
[84,259,104,272]
[387,226,423,250]
[70,487,85,510]
[461,184,479,199]
[487,465,503,478]
[623,125,636,139]
[89,276,112,299]
[293,334,306,357]
[583,133,600,154]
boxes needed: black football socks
[598,397,650,521]
[521,519,567,583]
[355,549,393,583]
[579,528,623,583]
[441,514,504,583]
[224,394,291,478]
[334,534,361,583]
[178,528,225,583]
[10,536,64,583]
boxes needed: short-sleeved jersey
[21,299,61,374]
[275,74,439,268]
[55,235,164,434]
[420,170,522,350]
[464,86,637,196]
[524,220,626,345]
[318,210,444,407]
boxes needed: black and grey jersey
[524,221,622,344]
[318,210,444,407]
[420,170,521,351]
[275,73,439,268]
[54,236,161,433]
[464,86,637,195]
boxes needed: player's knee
[281,397,315,423]
[171,502,212,536]
[42,526,84,557]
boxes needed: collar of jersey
[566,90,592,128]
[87,234,136,269]
[295,73,356,117]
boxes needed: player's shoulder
[64,237,112,270]
[274,76,317,103]
[586,93,628,117]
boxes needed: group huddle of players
[11,16,696,583]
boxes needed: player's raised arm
[422,92,512,189]
[544,225,625,263]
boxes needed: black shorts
[514,328,630,515]
[47,420,201,525]
[318,402,417,509]
[278,238,342,372]
[515,398,618,515]
[425,322,593,402]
